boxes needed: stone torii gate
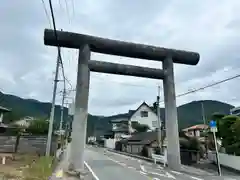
[44,29,200,172]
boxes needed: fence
[0,135,57,155]
[208,150,240,171]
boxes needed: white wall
[208,151,240,171]
[104,139,116,149]
[68,102,75,116]
[0,113,3,123]
[114,132,126,140]
[130,104,158,130]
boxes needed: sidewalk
[191,159,240,176]
[50,145,94,180]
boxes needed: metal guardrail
[152,153,167,167]
[108,149,153,161]
[107,149,169,167]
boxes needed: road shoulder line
[84,161,100,180]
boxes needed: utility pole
[46,50,60,156]
[201,102,206,125]
[201,101,208,157]
[59,89,66,149]
[156,86,162,152]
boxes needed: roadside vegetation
[0,154,55,180]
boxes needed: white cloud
[0,0,240,116]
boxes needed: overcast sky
[0,0,240,116]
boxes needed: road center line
[190,176,203,180]
[149,171,167,177]
[106,156,149,178]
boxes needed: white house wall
[130,104,158,130]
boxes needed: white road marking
[139,171,147,175]
[170,170,182,175]
[107,156,149,177]
[152,178,161,180]
[166,172,176,179]
[84,161,100,180]
[119,162,126,166]
[190,176,203,180]
[128,166,136,170]
[140,164,146,172]
[109,150,138,161]
[150,171,167,177]
[157,165,163,169]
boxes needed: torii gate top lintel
[44,29,200,66]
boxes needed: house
[182,124,208,137]
[108,102,159,140]
[0,106,11,123]
[230,106,240,116]
[13,116,36,127]
[120,131,166,157]
[118,130,201,165]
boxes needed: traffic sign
[209,120,221,176]
[209,120,216,128]
[210,127,218,132]
[210,120,217,132]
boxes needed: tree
[220,115,240,155]
[131,121,149,132]
[26,119,49,135]
[210,114,240,155]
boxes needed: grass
[23,156,54,180]
[0,154,55,180]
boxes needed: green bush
[26,119,49,135]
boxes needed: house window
[152,121,157,127]
[140,111,148,117]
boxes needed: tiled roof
[123,131,193,146]
[108,102,156,123]
[126,131,157,145]
[182,124,209,131]
[0,106,10,112]
[106,113,130,122]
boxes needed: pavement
[84,146,240,180]
[192,159,240,177]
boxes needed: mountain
[0,91,66,126]
[0,91,101,137]
[0,91,235,138]
[175,100,234,129]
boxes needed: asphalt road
[84,146,240,180]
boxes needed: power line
[159,73,240,104]
[58,0,63,11]
[64,0,71,24]
[65,77,73,90]
[176,73,240,98]
[41,0,52,28]
[71,0,75,18]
